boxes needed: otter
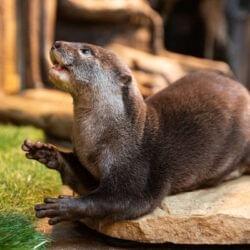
[22,41,250,225]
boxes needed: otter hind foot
[22,139,59,169]
[35,196,81,225]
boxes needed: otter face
[49,41,132,96]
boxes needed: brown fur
[22,41,250,225]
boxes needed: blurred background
[0,0,249,96]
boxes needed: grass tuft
[0,213,49,250]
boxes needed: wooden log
[20,0,57,88]
[109,43,232,97]
[21,0,43,88]
[109,43,231,79]
[40,0,58,85]
[0,89,73,140]
[0,0,20,94]
[58,0,163,53]
[133,70,168,98]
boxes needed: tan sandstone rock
[83,176,250,244]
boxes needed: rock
[82,176,250,244]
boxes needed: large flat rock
[82,176,250,244]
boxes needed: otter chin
[49,67,71,91]
[49,46,72,93]
[23,41,250,225]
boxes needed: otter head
[49,41,135,100]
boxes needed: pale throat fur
[71,78,147,179]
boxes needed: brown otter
[22,41,250,225]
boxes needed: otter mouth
[50,50,71,72]
[52,63,69,72]
[49,50,72,92]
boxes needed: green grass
[0,214,49,250]
[0,124,62,249]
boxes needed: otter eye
[80,48,92,55]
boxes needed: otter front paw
[35,196,82,225]
[21,139,59,169]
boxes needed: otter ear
[119,74,132,86]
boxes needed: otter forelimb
[22,139,98,195]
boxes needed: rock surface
[82,176,250,244]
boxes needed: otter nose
[52,41,61,49]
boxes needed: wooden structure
[0,0,20,93]
[0,0,241,97]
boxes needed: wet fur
[23,42,250,225]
